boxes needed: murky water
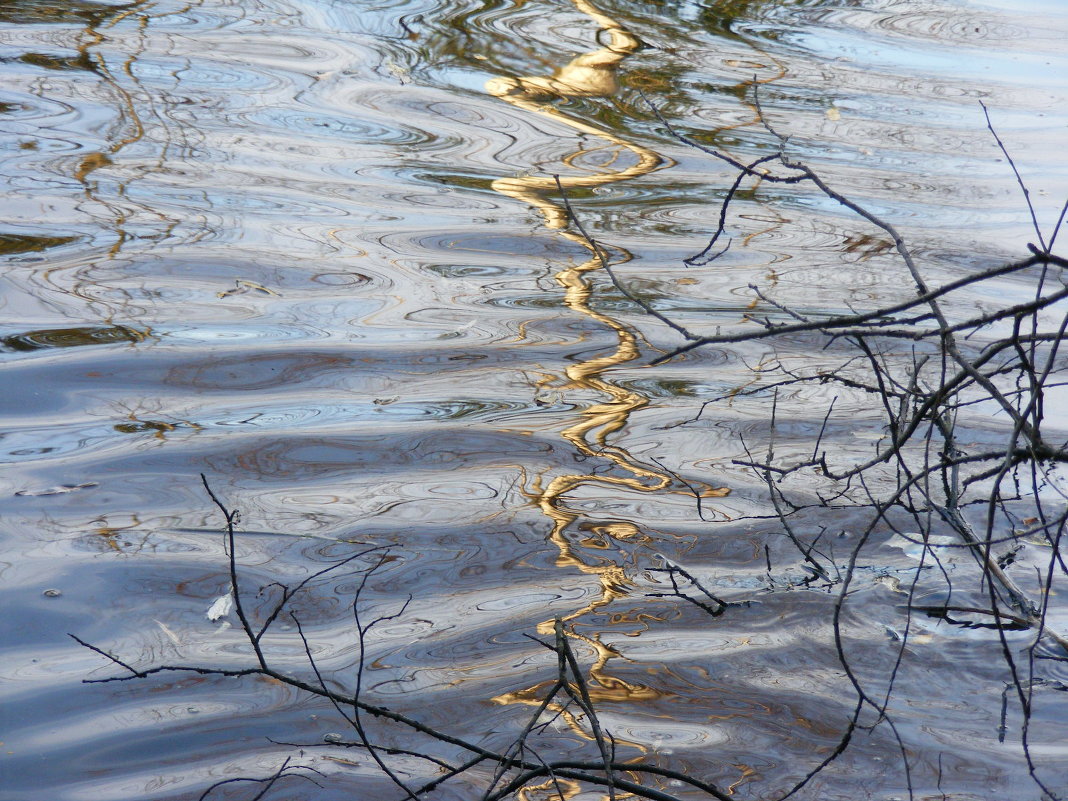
[2,0,1067,799]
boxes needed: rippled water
[2,0,1067,799]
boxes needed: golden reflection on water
[484,0,729,783]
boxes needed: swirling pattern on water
[1,0,1067,798]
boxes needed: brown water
[2,0,1067,799]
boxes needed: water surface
[2,0,1067,798]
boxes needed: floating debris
[206,591,233,622]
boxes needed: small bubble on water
[592,186,613,196]
[43,589,61,598]
[187,707,200,714]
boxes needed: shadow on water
[0,232,80,254]
[0,324,147,352]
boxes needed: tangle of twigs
[71,89,1068,801]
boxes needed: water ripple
[3,0,1067,798]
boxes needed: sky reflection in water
[1,0,1067,798]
